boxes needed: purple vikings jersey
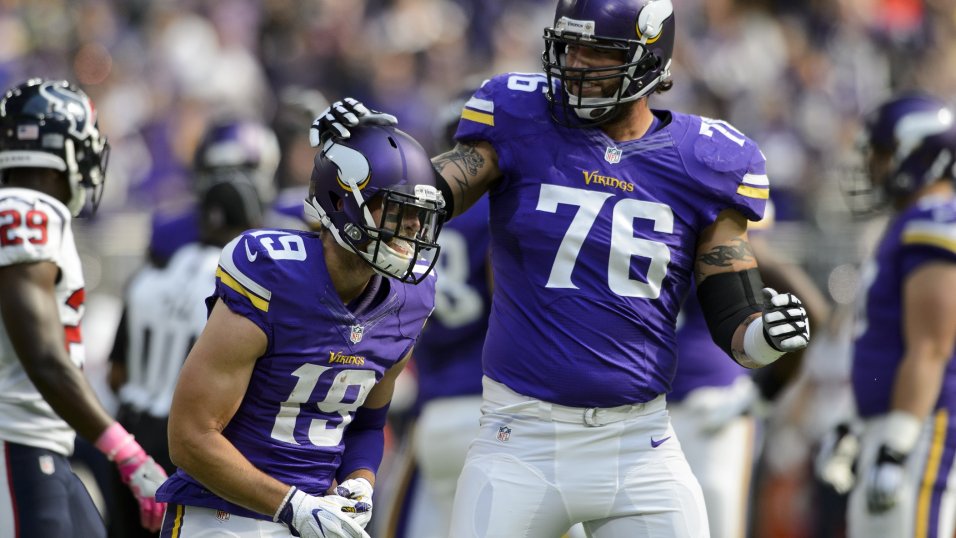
[414,195,491,405]
[157,229,435,520]
[455,73,767,407]
[852,196,956,418]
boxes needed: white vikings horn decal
[637,0,673,42]
[323,138,371,191]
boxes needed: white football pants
[449,377,709,538]
[160,504,293,537]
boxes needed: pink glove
[96,422,168,531]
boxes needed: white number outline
[270,364,377,447]
[536,184,674,299]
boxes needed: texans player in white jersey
[835,94,956,538]
[314,1,812,536]
[156,123,446,538]
[105,120,272,538]
[0,79,167,536]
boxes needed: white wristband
[882,410,923,455]
[743,317,785,367]
[273,485,297,522]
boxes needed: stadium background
[2,0,955,536]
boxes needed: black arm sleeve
[696,268,764,358]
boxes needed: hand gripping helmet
[543,0,675,126]
[843,94,956,214]
[0,79,109,216]
[194,119,280,204]
[305,124,446,284]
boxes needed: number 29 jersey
[0,188,84,456]
[455,73,768,408]
[157,229,436,520]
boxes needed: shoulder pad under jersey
[672,113,769,222]
[899,198,956,262]
[454,72,554,146]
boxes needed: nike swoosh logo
[310,508,328,537]
[244,239,258,262]
[650,436,671,448]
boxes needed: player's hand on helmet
[310,98,398,147]
[323,477,373,528]
[814,422,861,494]
[761,288,810,352]
[864,445,907,513]
[276,487,371,538]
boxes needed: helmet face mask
[842,94,956,215]
[305,124,445,284]
[0,79,109,216]
[542,0,675,127]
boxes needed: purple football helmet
[194,119,280,203]
[843,94,956,214]
[543,0,675,126]
[305,124,445,283]
[0,79,109,216]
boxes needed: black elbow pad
[696,268,764,358]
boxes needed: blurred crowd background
[2,0,955,536]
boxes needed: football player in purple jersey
[312,0,812,535]
[156,123,446,538]
[837,94,956,538]
[0,79,167,536]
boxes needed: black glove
[309,98,398,147]
[761,287,810,352]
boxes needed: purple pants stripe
[915,410,954,538]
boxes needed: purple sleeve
[336,404,390,481]
[210,234,274,340]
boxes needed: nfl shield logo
[38,455,55,475]
[216,510,230,521]
[496,426,512,442]
[350,324,365,344]
[604,146,622,164]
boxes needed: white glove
[814,422,860,494]
[323,478,373,528]
[761,288,810,352]
[864,445,907,513]
[310,98,398,147]
[275,487,371,538]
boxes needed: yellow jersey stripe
[915,410,948,538]
[903,232,956,254]
[169,503,184,538]
[217,267,270,312]
[462,108,494,127]
[736,184,769,199]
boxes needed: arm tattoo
[432,142,484,207]
[695,238,755,280]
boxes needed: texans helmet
[844,94,956,214]
[0,78,109,216]
[194,119,280,204]
[305,124,445,283]
[543,0,675,126]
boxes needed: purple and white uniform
[458,73,766,407]
[848,196,956,538]
[448,73,769,537]
[157,229,435,521]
